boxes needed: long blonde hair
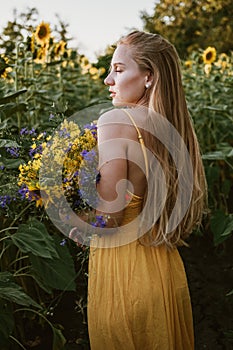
[118,31,207,247]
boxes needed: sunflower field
[0,7,232,350]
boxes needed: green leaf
[221,215,233,237]
[205,166,220,189]
[12,219,59,259]
[202,147,233,160]
[221,179,232,196]
[0,300,14,344]
[2,158,25,169]
[0,139,20,148]
[0,272,41,309]
[203,105,228,112]
[0,120,9,130]
[0,103,28,116]
[52,326,67,350]
[30,236,76,291]
[210,211,233,245]
[202,151,226,160]
[227,149,233,157]
[0,89,27,104]
[226,289,233,297]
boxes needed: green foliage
[0,8,108,131]
[0,8,104,348]
[0,5,232,348]
[12,219,60,259]
[182,50,233,245]
[141,0,233,58]
[0,272,41,308]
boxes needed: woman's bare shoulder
[97,108,130,127]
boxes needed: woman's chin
[112,99,129,107]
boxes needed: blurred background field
[0,1,232,349]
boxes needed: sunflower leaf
[0,89,27,104]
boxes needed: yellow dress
[87,111,194,349]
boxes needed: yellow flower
[80,55,92,74]
[99,67,106,76]
[34,153,41,159]
[204,63,212,76]
[54,40,67,57]
[89,67,98,75]
[35,22,51,46]
[31,143,37,150]
[202,47,217,64]
[62,60,75,68]
[80,55,89,66]
[219,53,228,61]
[214,53,231,73]
[18,119,97,209]
[184,60,193,69]
[0,55,12,79]
[35,197,43,207]
[34,46,48,64]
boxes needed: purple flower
[20,127,36,136]
[84,123,97,138]
[0,165,5,170]
[60,238,67,246]
[29,144,42,158]
[0,195,12,208]
[29,128,36,136]
[59,128,70,138]
[91,215,106,228]
[6,147,19,158]
[81,149,96,161]
[20,127,28,135]
[18,185,29,200]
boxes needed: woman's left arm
[95,112,128,227]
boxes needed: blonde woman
[71,31,206,349]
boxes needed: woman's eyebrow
[109,62,126,68]
[112,62,126,67]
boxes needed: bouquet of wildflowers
[18,118,98,213]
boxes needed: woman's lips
[109,91,116,98]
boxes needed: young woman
[74,31,206,349]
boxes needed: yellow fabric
[87,194,194,350]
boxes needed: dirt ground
[180,233,233,350]
[21,232,233,350]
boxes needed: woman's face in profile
[104,44,148,107]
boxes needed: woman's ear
[145,73,153,88]
[145,71,153,83]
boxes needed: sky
[1,0,156,62]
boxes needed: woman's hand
[69,226,87,248]
[59,208,91,247]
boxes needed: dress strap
[122,109,149,178]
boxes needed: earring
[145,82,151,88]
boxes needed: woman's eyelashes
[113,66,123,73]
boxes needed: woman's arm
[95,111,128,227]
[60,110,129,234]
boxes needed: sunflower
[34,45,48,64]
[54,40,67,58]
[204,63,212,76]
[35,21,51,46]
[26,34,35,53]
[202,47,217,64]
[184,60,193,69]
[0,55,12,79]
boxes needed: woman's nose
[104,73,114,86]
